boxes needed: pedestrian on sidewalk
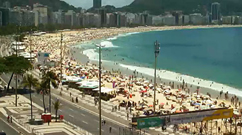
[10,116,12,123]
[76,97,78,103]
[70,92,72,97]
[127,113,129,120]
[7,115,9,122]
[109,126,112,133]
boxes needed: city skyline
[63,0,134,9]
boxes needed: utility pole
[15,24,21,107]
[29,29,33,120]
[153,41,160,113]
[96,44,105,135]
[98,45,102,135]
[60,33,63,82]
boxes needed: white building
[82,13,101,27]
[189,13,204,25]
[162,15,176,25]
[9,8,35,26]
[222,16,232,24]
[65,10,77,26]
[134,13,142,25]
[53,10,65,24]
[93,14,101,27]
[152,15,163,25]
[106,13,116,27]
[33,3,52,26]
[126,13,135,25]
[183,15,190,24]
[238,16,242,24]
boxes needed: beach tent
[93,87,114,93]
[79,85,98,89]
[12,41,24,45]
[12,45,26,50]
[65,76,82,82]
[79,81,99,88]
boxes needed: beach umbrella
[175,110,182,113]
[140,90,147,93]
[206,100,213,104]
[210,105,216,108]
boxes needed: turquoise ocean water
[77,27,242,94]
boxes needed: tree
[0,57,7,74]
[14,34,26,42]
[4,55,32,106]
[38,80,48,113]
[21,74,39,121]
[42,71,58,113]
[53,99,61,122]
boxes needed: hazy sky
[63,0,134,9]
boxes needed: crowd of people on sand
[21,26,242,134]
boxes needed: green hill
[119,0,242,15]
[0,0,78,12]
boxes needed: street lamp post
[96,44,105,135]
[153,40,160,113]
[60,33,63,82]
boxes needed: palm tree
[53,99,61,122]
[21,74,39,120]
[42,71,58,113]
[39,81,48,113]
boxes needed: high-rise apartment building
[0,7,9,26]
[0,11,2,26]
[211,2,221,22]
[33,3,52,26]
[93,0,101,9]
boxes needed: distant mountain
[0,0,78,12]
[119,0,242,15]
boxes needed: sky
[62,0,134,9]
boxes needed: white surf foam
[107,32,141,41]
[107,37,117,40]
[100,41,118,48]
[82,49,99,61]
[119,63,242,96]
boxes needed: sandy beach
[24,25,242,134]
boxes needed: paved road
[0,118,20,135]
[25,93,138,135]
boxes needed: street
[25,92,137,135]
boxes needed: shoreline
[69,25,242,100]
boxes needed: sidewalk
[0,112,33,135]
[0,95,92,135]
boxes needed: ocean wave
[107,32,141,41]
[107,37,117,40]
[100,41,118,48]
[82,49,99,61]
[119,63,242,96]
